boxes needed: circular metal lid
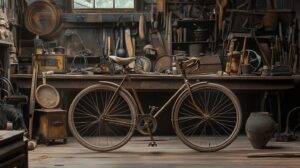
[25,1,62,37]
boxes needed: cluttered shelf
[11,73,295,91]
[226,9,294,14]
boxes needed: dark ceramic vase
[245,112,277,149]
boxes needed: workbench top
[11,73,294,80]
[11,74,295,91]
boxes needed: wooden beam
[63,13,151,23]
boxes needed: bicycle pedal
[148,141,157,147]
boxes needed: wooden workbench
[10,74,297,133]
[11,74,295,91]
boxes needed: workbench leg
[260,91,268,111]
[260,91,282,133]
[276,91,282,133]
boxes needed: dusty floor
[29,136,300,168]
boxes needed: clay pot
[245,112,277,149]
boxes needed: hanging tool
[125,29,134,58]
[238,37,248,75]
[125,28,135,69]
[107,36,112,56]
[116,20,126,58]
[216,0,228,31]
[252,29,271,67]
[165,12,172,55]
[131,15,138,56]
[139,15,145,40]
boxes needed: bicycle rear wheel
[68,83,137,152]
[172,83,242,152]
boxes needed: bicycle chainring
[137,115,157,135]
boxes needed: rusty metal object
[245,112,277,149]
[35,71,60,109]
[276,106,300,142]
[25,0,63,38]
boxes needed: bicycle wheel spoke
[74,108,98,119]
[196,91,206,111]
[210,101,233,117]
[210,97,230,116]
[180,106,201,118]
[211,106,236,118]
[199,121,208,137]
[212,119,234,135]
[69,85,136,151]
[210,94,226,114]
[80,96,100,115]
[77,121,98,135]
[186,120,207,136]
[173,84,241,152]
[87,93,101,115]
[181,122,200,133]
[110,102,129,115]
[77,103,98,117]
[186,96,206,115]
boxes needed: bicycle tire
[172,83,242,152]
[68,83,137,152]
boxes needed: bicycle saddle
[178,57,201,71]
[109,55,136,66]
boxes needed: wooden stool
[36,108,67,145]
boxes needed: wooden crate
[36,108,67,145]
[0,131,28,168]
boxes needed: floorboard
[29,136,300,168]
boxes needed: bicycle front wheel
[68,83,137,152]
[172,83,242,152]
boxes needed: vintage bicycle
[68,56,242,152]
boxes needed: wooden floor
[29,136,300,168]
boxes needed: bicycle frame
[102,72,200,122]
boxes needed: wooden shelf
[167,1,215,5]
[172,41,212,44]
[226,9,294,14]
[176,18,215,23]
[228,33,275,39]
[66,55,100,58]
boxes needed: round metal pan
[35,84,60,109]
